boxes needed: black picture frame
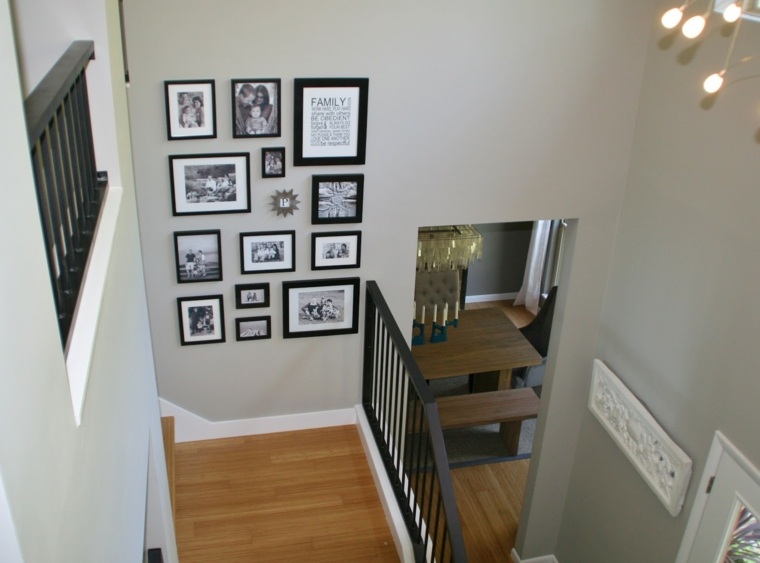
[231,79,281,138]
[169,153,250,216]
[177,294,225,345]
[164,80,216,140]
[262,147,286,178]
[173,229,222,283]
[311,231,361,271]
[235,283,270,309]
[282,277,360,338]
[235,316,272,341]
[240,230,296,274]
[293,78,369,166]
[311,174,364,224]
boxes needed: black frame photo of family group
[235,282,270,309]
[282,277,360,338]
[231,79,281,139]
[293,78,369,167]
[164,80,217,141]
[177,294,225,346]
[239,230,296,274]
[311,174,364,224]
[311,231,361,271]
[169,153,250,216]
[262,147,285,178]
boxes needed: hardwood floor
[174,425,399,562]
[172,300,534,562]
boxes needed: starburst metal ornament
[270,189,300,217]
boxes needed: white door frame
[676,431,760,562]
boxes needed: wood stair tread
[436,387,540,430]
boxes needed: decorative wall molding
[588,359,692,517]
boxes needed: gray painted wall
[555,2,760,561]
[122,0,655,556]
[466,222,532,298]
[2,0,169,559]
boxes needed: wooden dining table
[411,307,543,391]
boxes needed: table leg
[500,420,522,456]
[470,368,514,393]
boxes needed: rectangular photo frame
[262,147,286,178]
[312,231,361,271]
[231,79,281,138]
[235,283,270,309]
[236,316,272,341]
[164,80,216,140]
[240,230,295,274]
[311,174,364,224]
[173,229,222,283]
[177,294,225,345]
[293,78,369,166]
[282,277,360,338]
[169,153,250,216]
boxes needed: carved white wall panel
[588,359,692,516]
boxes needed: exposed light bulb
[682,14,706,38]
[662,6,685,29]
[703,72,725,93]
[723,2,742,22]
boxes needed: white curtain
[514,220,551,315]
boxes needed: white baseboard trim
[466,292,518,303]
[355,406,415,563]
[158,398,356,443]
[511,548,559,563]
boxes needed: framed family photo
[293,78,369,166]
[177,294,225,345]
[235,283,270,309]
[169,153,250,216]
[311,174,364,224]
[262,147,285,178]
[282,277,360,338]
[235,316,271,341]
[173,230,222,283]
[231,79,281,138]
[164,80,216,140]
[311,231,361,271]
[240,230,295,274]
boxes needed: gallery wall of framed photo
[165,77,369,346]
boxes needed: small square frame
[235,283,270,309]
[235,316,272,341]
[293,78,369,166]
[164,80,216,140]
[173,229,222,283]
[282,277,360,338]
[240,230,296,274]
[169,153,250,216]
[311,231,361,271]
[177,294,225,345]
[262,147,286,178]
[231,79,282,138]
[311,174,364,224]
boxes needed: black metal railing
[24,41,107,348]
[363,281,467,562]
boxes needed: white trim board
[511,548,559,563]
[158,398,356,443]
[466,292,518,303]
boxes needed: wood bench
[435,387,540,456]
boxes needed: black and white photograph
[173,230,222,283]
[311,174,364,224]
[311,231,361,270]
[262,147,285,178]
[240,230,295,274]
[177,295,225,345]
[282,277,360,338]
[232,79,281,138]
[164,80,216,140]
[293,78,369,166]
[235,283,270,309]
[169,153,250,216]
[235,316,271,341]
